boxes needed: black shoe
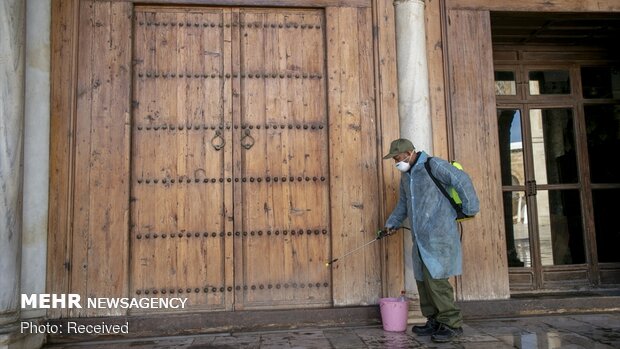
[431,323,463,342]
[411,318,438,336]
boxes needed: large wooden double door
[49,0,399,318]
[131,6,330,311]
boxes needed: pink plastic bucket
[379,297,408,332]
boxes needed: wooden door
[131,6,331,311]
[131,7,234,311]
[233,8,331,309]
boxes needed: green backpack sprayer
[425,157,473,222]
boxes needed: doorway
[130,6,331,311]
[492,12,620,291]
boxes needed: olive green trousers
[415,262,463,328]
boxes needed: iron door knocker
[241,129,255,150]
[211,130,225,150]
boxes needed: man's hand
[377,227,396,239]
[377,229,388,239]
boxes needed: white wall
[0,0,26,330]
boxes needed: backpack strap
[424,157,466,218]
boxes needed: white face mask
[395,155,411,172]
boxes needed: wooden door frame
[48,0,402,317]
[495,48,620,290]
[496,61,589,290]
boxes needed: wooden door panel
[131,7,233,311]
[70,0,132,317]
[235,9,331,309]
[446,9,510,300]
[326,7,382,306]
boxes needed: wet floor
[44,312,620,349]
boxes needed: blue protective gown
[386,151,480,281]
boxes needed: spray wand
[325,227,410,267]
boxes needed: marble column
[22,0,51,322]
[394,0,432,294]
[0,0,26,337]
[395,0,433,153]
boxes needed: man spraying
[383,138,479,343]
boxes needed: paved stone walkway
[44,313,620,349]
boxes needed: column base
[0,323,45,349]
[407,296,425,324]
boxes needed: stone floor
[44,313,620,349]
